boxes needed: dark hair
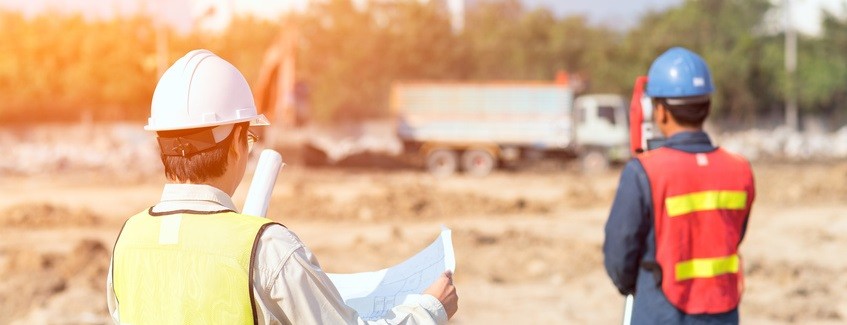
[652,98,710,128]
[158,123,248,183]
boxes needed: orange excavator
[255,21,299,132]
[253,22,403,166]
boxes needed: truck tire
[426,149,458,177]
[461,149,496,177]
[581,149,609,173]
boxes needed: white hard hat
[145,49,269,131]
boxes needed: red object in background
[630,76,648,155]
[555,71,569,86]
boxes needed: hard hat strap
[157,125,236,157]
[663,95,710,106]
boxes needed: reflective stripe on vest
[665,190,748,217]
[112,210,275,325]
[676,254,739,281]
[638,147,754,314]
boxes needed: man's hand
[424,271,458,319]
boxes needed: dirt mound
[744,259,845,322]
[60,239,113,288]
[754,161,847,205]
[364,183,552,221]
[0,239,111,324]
[0,203,100,228]
[269,182,552,222]
[1,161,845,324]
[454,228,601,284]
[312,226,601,287]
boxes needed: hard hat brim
[248,114,271,127]
[664,95,710,106]
[144,114,270,131]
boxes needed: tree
[0,12,160,123]
[793,11,847,125]
[294,0,459,121]
[619,0,776,127]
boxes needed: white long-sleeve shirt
[106,184,447,325]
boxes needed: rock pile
[2,123,846,177]
[0,123,160,176]
[717,126,847,160]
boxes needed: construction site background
[2,0,847,324]
[3,0,847,129]
[1,126,845,323]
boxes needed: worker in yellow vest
[106,49,458,324]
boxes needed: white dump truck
[392,82,629,176]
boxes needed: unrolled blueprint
[327,227,456,320]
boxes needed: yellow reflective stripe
[665,191,747,217]
[675,254,739,281]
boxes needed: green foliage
[3,0,847,126]
[295,0,460,121]
[796,12,847,115]
[295,0,390,121]
[621,0,779,125]
[0,13,159,122]
[200,16,281,87]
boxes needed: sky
[521,0,682,29]
[0,0,844,35]
[523,0,847,35]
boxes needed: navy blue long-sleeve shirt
[603,131,744,324]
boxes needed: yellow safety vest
[112,209,276,325]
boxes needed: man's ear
[657,103,669,125]
[229,124,244,160]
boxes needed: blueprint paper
[327,227,455,320]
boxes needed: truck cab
[573,94,630,169]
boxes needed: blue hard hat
[646,47,714,98]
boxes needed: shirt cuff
[415,294,448,324]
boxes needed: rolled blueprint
[242,149,284,217]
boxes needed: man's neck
[663,126,702,138]
[166,178,235,197]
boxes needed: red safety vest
[638,147,755,314]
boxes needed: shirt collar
[158,183,237,211]
[663,130,715,152]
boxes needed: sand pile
[5,123,847,181]
[268,180,553,222]
[753,161,847,205]
[0,240,111,324]
[454,228,601,284]
[0,123,160,176]
[718,125,847,160]
[0,203,100,228]
[1,154,845,323]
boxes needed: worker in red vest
[603,47,756,324]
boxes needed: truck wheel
[426,149,458,177]
[461,149,496,177]
[581,149,609,173]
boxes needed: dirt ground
[1,159,846,324]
